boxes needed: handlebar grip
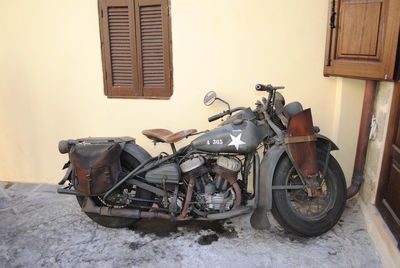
[208,113,224,122]
[255,83,285,92]
[255,84,268,91]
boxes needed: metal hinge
[330,11,336,29]
[326,0,336,66]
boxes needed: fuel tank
[191,119,270,154]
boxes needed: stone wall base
[360,200,400,268]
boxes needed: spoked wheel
[76,151,154,228]
[271,148,346,237]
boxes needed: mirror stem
[216,98,231,111]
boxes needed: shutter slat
[110,36,131,40]
[140,8,162,13]
[141,67,164,71]
[142,47,164,51]
[110,41,130,45]
[140,31,163,36]
[140,22,162,27]
[141,18,162,23]
[140,43,163,48]
[143,52,164,56]
[142,58,164,62]
[110,48,131,51]
[109,27,130,31]
[140,25,162,30]
[109,55,131,59]
[108,19,130,23]
[109,22,130,26]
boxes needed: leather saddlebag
[69,143,122,196]
[285,108,319,183]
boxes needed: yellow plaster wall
[331,78,364,185]
[0,0,358,183]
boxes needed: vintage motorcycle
[57,84,346,237]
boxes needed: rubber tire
[271,148,346,237]
[76,151,154,228]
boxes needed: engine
[179,156,241,213]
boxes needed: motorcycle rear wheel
[76,151,154,228]
[271,148,346,237]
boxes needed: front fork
[242,152,260,201]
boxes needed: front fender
[257,135,339,211]
[316,134,339,151]
[259,144,286,211]
[250,144,285,229]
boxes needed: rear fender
[122,142,152,163]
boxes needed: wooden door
[376,83,400,248]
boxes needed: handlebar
[206,83,285,123]
[255,84,285,92]
[208,107,246,122]
[208,111,228,122]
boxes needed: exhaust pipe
[82,194,253,221]
[57,187,78,195]
[82,197,173,220]
[207,206,252,220]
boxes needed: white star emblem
[228,133,246,150]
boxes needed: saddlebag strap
[285,134,317,144]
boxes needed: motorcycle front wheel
[271,148,346,237]
[76,151,154,228]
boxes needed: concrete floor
[0,182,382,268]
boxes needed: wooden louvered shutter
[98,0,172,98]
[324,0,400,80]
[135,0,172,97]
[99,0,139,97]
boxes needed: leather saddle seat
[142,128,197,144]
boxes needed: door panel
[384,164,400,219]
[336,1,383,59]
[376,83,400,248]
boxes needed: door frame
[375,82,400,248]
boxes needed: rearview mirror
[204,91,217,106]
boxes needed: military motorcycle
[57,84,346,237]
